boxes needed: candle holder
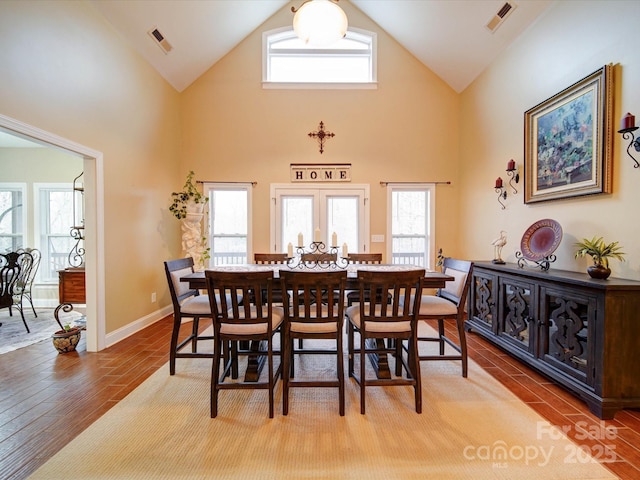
[618,112,640,168]
[286,241,349,270]
[494,177,507,209]
[506,161,520,194]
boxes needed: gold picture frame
[524,65,614,204]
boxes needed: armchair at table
[205,269,283,418]
[415,258,473,377]
[164,257,215,375]
[280,270,347,416]
[346,269,425,414]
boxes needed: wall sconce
[618,112,640,168]
[495,177,507,209]
[506,159,520,193]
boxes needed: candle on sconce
[331,232,338,247]
[297,232,303,247]
[507,159,516,171]
[495,177,503,189]
[314,227,321,243]
[287,242,293,258]
[620,112,636,131]
[342,243,348,258]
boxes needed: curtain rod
[197,180,257,186]
[379,181,451,186]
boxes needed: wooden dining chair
[345,253,383,306]
[279,270,347,416]
[415,258,473,377]
[205,269,283,418]
[346,269,425,414]
[254,253,288,264]
[164,257,214,375]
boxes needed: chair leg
[192,317,200,353]
[169,315,181,375]
[267,338,275,419]
[438,319,445,355]
[337,330,345,416]
[211,337,223,418]
[410,334,422,413]
[347,322,354,377]
[282,333,291,416]
[455,315,469,378]
[360,333,366,415]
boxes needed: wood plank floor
[1,316,638,479]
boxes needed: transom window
[263,27,377,87]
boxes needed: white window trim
[0,182,27,250]
[386,183,436,269]
[270,183,370,253]
[33,182,73,283]
[262,26,377,89]
[203,182,253,266]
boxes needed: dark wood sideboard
[58,268,86,304]
[466,262,640,420]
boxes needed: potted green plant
[574,236,625,280]
[52,323,82,354]
[169,170,208,220]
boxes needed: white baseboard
[105,305,173,348]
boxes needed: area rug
[0,307,85,354]
[28,325,617,480]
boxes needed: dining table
[181,264,454,382]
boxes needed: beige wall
[2,0,639,346]
[459,1,640,281]
[0,0,182,334]
[181,1,461,258]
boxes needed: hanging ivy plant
[169,170,208,219]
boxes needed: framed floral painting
[524,65,614,203]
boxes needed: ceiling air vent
[148,27,173,54]
[486,2,517,33]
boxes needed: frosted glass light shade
[293,0,348,47]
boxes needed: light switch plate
[371,234,384,243]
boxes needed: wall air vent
[486,2,517,33]
[148,27,173,54]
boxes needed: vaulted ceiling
[90,0,552,93]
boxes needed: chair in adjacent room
[346,269,425,414]
[415,258,473,377]
[279,270,347,416]
[15,248,41,317]
[205,269,283,418]
[164,257,214,375]
[0,251,32,332]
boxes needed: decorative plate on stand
[517,219,563,270]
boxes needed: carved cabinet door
[469,269,498,334]
[538,284,597,387]
[497,275,536,356]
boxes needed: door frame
[0,113,105,352]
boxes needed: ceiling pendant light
[291,0,348,47]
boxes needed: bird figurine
[491,231,507,264]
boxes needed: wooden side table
[54,268,86,329]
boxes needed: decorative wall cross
[308,121,335,154]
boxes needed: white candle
[287,242,293,257]
[297,232,303,247]
[342,243,348,257]
[314,227,321,242]
[331,232,337,247]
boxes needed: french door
[270,184,369,254]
